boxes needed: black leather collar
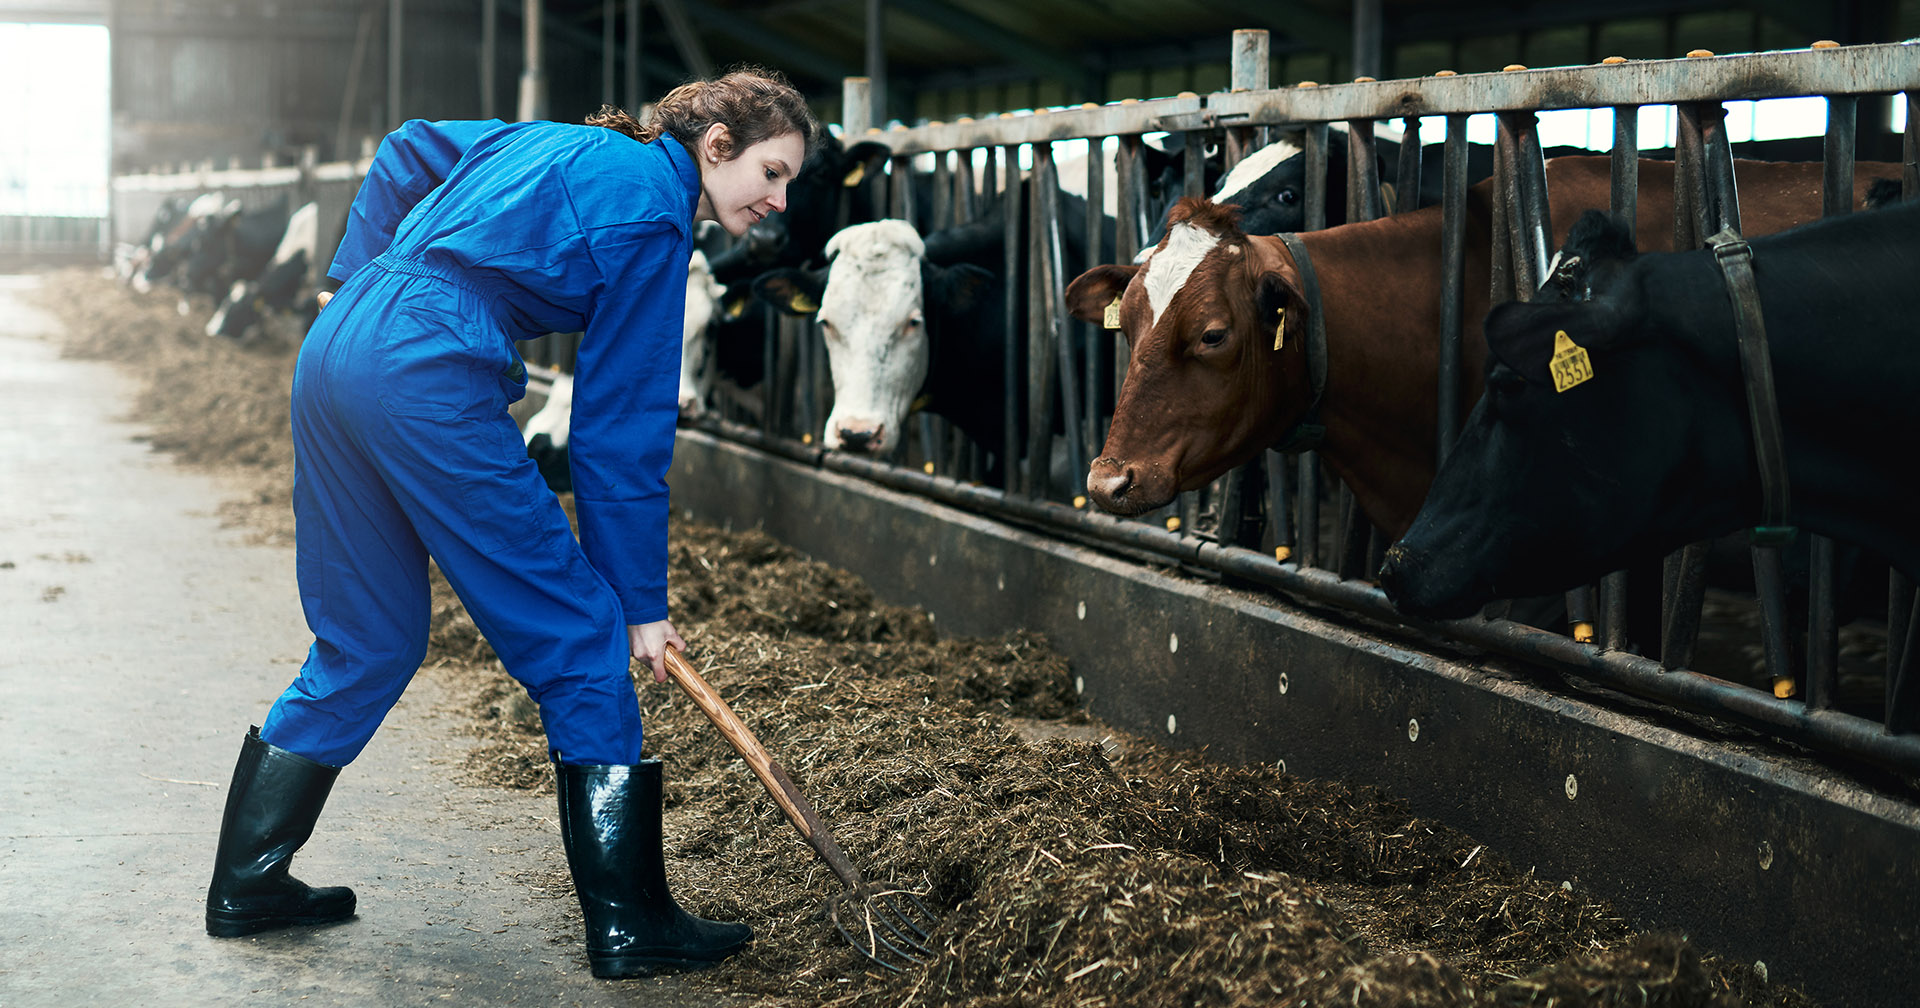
[1705,227,1794,543]
[1273,231,1330,454]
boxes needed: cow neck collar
[1273,232,1330,454]
[1704,227,1793,542]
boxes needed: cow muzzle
[828,421,886,454]
[1086,456,1173,516]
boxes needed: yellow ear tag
[1273,307,1287,350]
[1548,329,1594,392]
[792,292,818,314]
[842,163,866,187]
[1103,297,1122,329]
[725,294,748,320]
[909,393,933,413]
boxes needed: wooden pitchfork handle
[661,647,876,898]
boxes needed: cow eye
[1276,188,1299,206]
[1199,328,1228,347]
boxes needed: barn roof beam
[887,0,1097,95]
[675,1,858,85]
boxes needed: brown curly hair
[586,67,819,161]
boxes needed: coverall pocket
[374,306,490,420]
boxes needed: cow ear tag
[792,292,819,314]
[1548,329,1594,392]
[1103,297,1122,329]
[1273,307,1287,350]
[843,163,866,187]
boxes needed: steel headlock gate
[694,38,1920,781]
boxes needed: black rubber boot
[205,726,357,937]
[556,760,752,977]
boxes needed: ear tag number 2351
[1549,329,1594,392]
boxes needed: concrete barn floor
[0,274,741,1008]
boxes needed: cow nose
[746,223,785,260]
[1086,457,1135,508]
[835,423,883,453]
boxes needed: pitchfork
[661,646,940,972]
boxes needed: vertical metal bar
[1696,102,1740,234]
[930,150,952,230]
[1345,118,1380,223]
[388,0,405,128]
[1601,108,1640,652]
[1041,149,1085,496]
[955,147,977,223]
[1611,105,1640,240]
[1183,130,1207,197]
[601,0,615,106]
[888,154,912,221]
[1436,114,1468,461]
[1025,145,1055,498]
[1751,545,1796,695]
[1800,95,1860,711]
[760,302,777,436]
[624,0,640,111]
[517,0,546,122]
[1905,90,1920,196]
[1083,138,1106,470]
[1296,123,1329,570]
[1661,542,1709,670]
[1889,575,1918,733]
[841,77,873,140]
[1393,115,1422,216]
[1804,537,1837,710]
[1489,117,1514,303]
[1002,143,1022,492]
[1264,450,1294,561]
[481,0,497,121]
[864,0,886,127]
[1113,135,1140,414]
[1672,102,1707,249]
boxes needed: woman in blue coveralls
[204,68,819,979]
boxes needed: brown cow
[1065,155,1899,539]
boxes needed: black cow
[1378,205,1920,619]
[181,194,293,301]
[207,200,322,340]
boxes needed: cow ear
[1484,300,1627,387]
[1256,267,1303,322]
[753,268,825,316]
[927,263,996,314]
[842,141,893,187]
[1065,264,1139,325]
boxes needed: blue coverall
[260,119,697,768]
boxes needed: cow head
[1380,211,1737,618]
[744,137,893,268]
[1068,198,1308,515]
[677,250,728,418]
[756,219,992,455]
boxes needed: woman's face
[694,123,805,237]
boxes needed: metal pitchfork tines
[662,647,939,972]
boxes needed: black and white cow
[675,249,730,417]
[206,200,321,340]
[1378,204,1920,619]
[131,192,234,294]
[181,194,293,302]
[753,219,1001,456]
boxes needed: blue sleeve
[328,119,502,284]
[568,226,690,625]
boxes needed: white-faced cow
[207,200,321,341]
[522,371,574,494]
[1378,203,1920,619]
[754,219,1000,456]
[1067,155,1902,541]
[676,249,730,418]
